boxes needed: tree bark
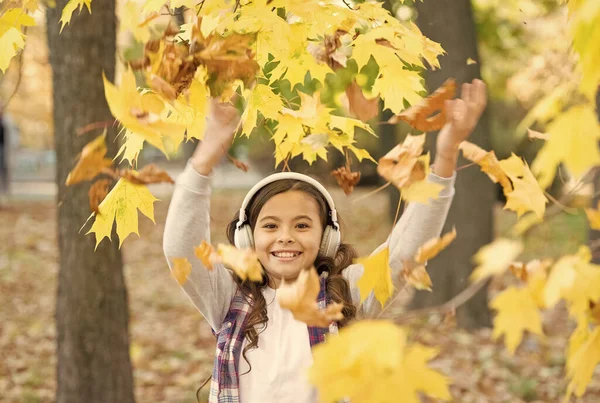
[589,86,600,264]
[410,0,494,329]
[46,2,135,402]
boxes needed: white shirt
[238,286,317,403]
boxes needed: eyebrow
[259,215,314,223]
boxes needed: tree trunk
[46,2,135,402]
[409,0,494,329]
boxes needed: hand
[436,79,487,159]
[192,97,241,175]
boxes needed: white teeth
[273,252,299,258]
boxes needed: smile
[271,251,302,260]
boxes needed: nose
[277,229,295,244]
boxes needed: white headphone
[233,172,341,259]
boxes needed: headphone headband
[237,172,338,229]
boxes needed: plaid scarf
[209,272,340,403]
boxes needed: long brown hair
[225,178,357,372]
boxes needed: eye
[262,223,276,229]
[296,223,310,229]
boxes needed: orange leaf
[194,240,217,270]
[345,80,379,122]
[121,164,175,185]
[66,133,114,186]
[217,244,263,281]
[88,178,112,214]
[171,257,192,286]
[459,141,512,192]
[277,266,344,327]
[414,227,457,264]
[388,78,456,132]
[402,263,432,291]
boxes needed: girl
[163,80,488,403]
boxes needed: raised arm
[344,79,487,316]
[163,99,240,332]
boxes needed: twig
[393,278,489,324]
[76,120,118,136]
[341,0,355,10]
[351,181,391,204]
[392,190,402,225]
[544,190,579,215]
[376,282,408,319]
[3,26,27,108]
[233,0,241,12]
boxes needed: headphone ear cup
[234,224,255,250]
[319,225,340,259]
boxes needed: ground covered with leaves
[1,187,599,403]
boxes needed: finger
[461,83,471,104]
[452,99,467,123]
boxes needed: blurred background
[1,0,598,402]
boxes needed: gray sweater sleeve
[162,162,236,332]
[343,172,457,317]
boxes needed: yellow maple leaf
[59,0,92,33]
[0,8,36,72]
[120,1,153,43]
[310,320,451,402]
[531,105,600,189]
[490,286,544,354]
[565,326,600,399]
[401,153,444,204]
[277,266,344,327]
[86,177,158,248]
[499,153,547,219]
[194,240,217,270]
[239,83,283,137]
[568,0,600,100]
[402,263,432,291]
[355,247,394,308]
[470,238,523,282]
[543,248,585,309]
[216,244,263,281]
[166,74,210,141]
[103,67,186,157]
[170,257,191,286]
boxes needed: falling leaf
[388,78,456,131]
[527,128,549,141]
[120,164,174,185]
[470,238,523,282]
[331,166,361,195]
[355,247,394,308]
[377,134,425,188]
[194,240,217,270]
[565,326,600,399]
[86,177,159,248]
[466,57,477,65]
[216,244,263,281]
[277,266,344,327]
[490,286,544,354]
[66,132,114,186]
[59,0,92,32]
[402,263,432,291]
[414,227,457,264]
[171,257,192,286]
[88,178,112,214]
[459,141,512,191]
[309,320,451,402]
[499,154,548,219]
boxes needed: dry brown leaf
[217,244,263,281]
[194,240,217,270]
[277,266,344,327]
[171,257,192,286]
[459,141,512,192]
[377,134,425,188]
[345,80,379,122]
[589,299,600,323]
[88,179,112,214]
[388,78,456,131]
[415,227,457,264]
[331,166,361,195]
[121,164,175,185]
[66,133,114,186]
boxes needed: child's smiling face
[253,190,324,288]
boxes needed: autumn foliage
[3,0,600,401]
